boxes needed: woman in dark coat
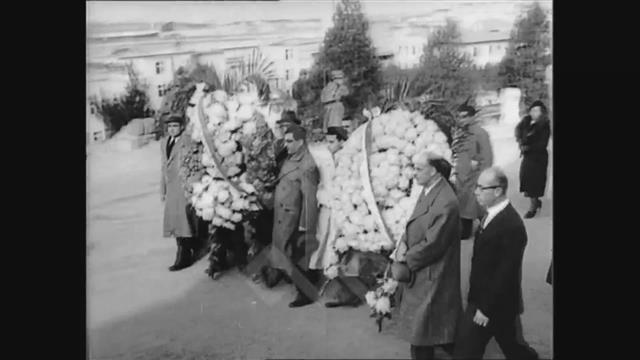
[515,100,551,218]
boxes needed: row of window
[398,46,418,55]
[157,84,170,97]
[471,44,505,57]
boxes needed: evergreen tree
[95,64,150,135]
[498,2,551,108]
[413,18,475,107]
[310,0,382,120]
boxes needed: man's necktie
[476,213,489,238]
[167,138,175,158]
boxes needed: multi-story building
[452,19,512,68]
[263,37,321,94]
[369,19,428,70]
[86,99,106,144]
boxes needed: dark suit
[454,203,538,360]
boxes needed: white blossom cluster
[324,108,452,276]
[184,83,266,230]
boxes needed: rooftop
[268,37,323,47]
[452,29,510,45]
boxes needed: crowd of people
[159,73,552,359]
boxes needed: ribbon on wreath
[196,96,252,199]
[359,119,395,250]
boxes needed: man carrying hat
[320,70,350,133]
[161,115,200,271]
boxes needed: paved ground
[87,127,552,359]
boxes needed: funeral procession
[87,1,552,359]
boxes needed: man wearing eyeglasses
[454,167,538,360]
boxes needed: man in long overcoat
[161,115,197,271]
[391,151,462,360]
[270,125,321,308]
[454,104,494,239]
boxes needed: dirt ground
[87,126,552,360]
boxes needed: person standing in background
[454,103,494,240]
[515,100,551,219]
[321,70,349,133]
[161,115,198,272]
[292,69,316,120]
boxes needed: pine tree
[413,18,475,107]
[498,2,551,109]
[310,0,382,121]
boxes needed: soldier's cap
[331,70,344,79]
[165,115,185,125]
[456,103,477,117]
[276,110,301,125]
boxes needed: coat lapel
[407,178,445,224]
[476,203,514,245]
[161,137,168,164]
[167,136,181,164]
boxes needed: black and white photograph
[86,1,553,358]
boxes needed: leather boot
[169,238,193,272]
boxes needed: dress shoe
[325,297,362,308]
[169,239,193,271]
[289,292,314,308]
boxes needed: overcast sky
[87,0,551,25]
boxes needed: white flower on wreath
[375,296,391,314]
[239,182,257,194]
[199,192,215,208]
[201,207,214,221]
[434,132,448,145]
[192,182,206,195]
[215,205,233,220]
[365,291,378,308]
[236,104,254,121]
[217,189,230,203]
[212,216,225,227]
[201,175,213,186]
[207,103,227,119]
[231,212,243,223]
[325,264,339,279]
[334,237,349,253]
[231,198,246,211]
[212,90,228,103]
[382,279,399,294]
[242,121,257,136]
